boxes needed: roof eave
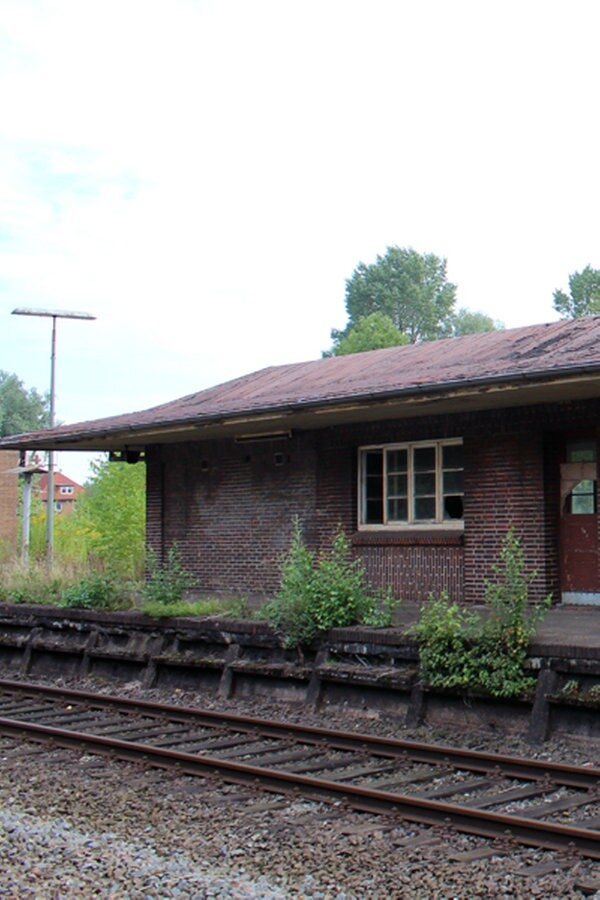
[2,365,600,453]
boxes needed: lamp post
[11,307,96,568]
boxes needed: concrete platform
[388,603,600,658]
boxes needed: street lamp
[11,307,96,568]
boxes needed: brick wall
[145,398,600,603]
[0,451,19,557]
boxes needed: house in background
[3,316,600,606]
[38,471,85,514]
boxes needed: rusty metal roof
[3,316,600,450]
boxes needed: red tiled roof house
[38,471,85,514]
[3,316,600,605]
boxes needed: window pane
[363,450,383,524]
[414,446,435,471]
[444,496,464,520]
[388,498,407,521]
[366,498,384,522]
[414,472,435,494]
[572,479,594,495]
[387,473,407,496]
[387,448,407,472]
[443,470,463,493]
[567,440,596,463]
[442,444,463,468]
[572,495,594,514]
[414,496,436,520]
[365,451,383,476]
[569,479,596,515]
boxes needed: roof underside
[3,316,600,452]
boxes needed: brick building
[2,317,600,605]
[0,451,19,556]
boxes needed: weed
[59,573,126,611]
[266,519,398,647]
[141,544,197,607]
[413,528,552,699]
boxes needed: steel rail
[0,678,597,790]
[0,715,598,859]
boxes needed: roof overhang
[3,370,600,454]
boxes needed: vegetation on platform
[265,519,398,647]
[413,529,552,699]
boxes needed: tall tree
[553,266,600,318]
[342,246,458,344]
[0,371,49,437]
[325,312,408,356]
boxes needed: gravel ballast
[0,674,599,899]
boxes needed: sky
[1,0,600,483]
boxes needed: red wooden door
[560,437,598,599]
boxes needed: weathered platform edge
[0,602,598,743]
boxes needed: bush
[413,528,552,699]
[59,573,125,611]
[266,520,398,647]
[141,544,197,607]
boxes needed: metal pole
[46,315,57,569]
[21,473,32,563]
[11,307,96,569]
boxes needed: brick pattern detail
[144,398,600,603]
[0,451,19,555]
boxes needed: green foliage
[325,312,408,357]
[326,247,501,356]
[413,529,551,699]
[141,544,197,607]
[140,596,248,619]
[451,308,504,336]
[0,563,65,606]
[75,458,146,578]
[0,371,49,437]
[266,520,398,647]
[553,266,600,318]
[59,573,126,611]
[341,246,458,344]
[413,595,480,690]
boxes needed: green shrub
[59,573,126,611]
[266,520,398,647]
[413,528,551,699]
[141,544,197,607]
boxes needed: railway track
[0,678,598,862]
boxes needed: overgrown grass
[139,596,248,619]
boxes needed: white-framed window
[358,439,464,529]
[60,485,74,495]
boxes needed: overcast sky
[2,0,600,482]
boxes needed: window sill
[352,530,464,547]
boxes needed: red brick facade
[0,451,19,557]
[145,398,600,604]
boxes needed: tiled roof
[3,316,600,448]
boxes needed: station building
[3,316,600,607]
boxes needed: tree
[553,266,600,318]
[341,246,458,344]
[75,458,146,578]
[0,371,49,437]
[451,308,504,336]
[325,312,409,356]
